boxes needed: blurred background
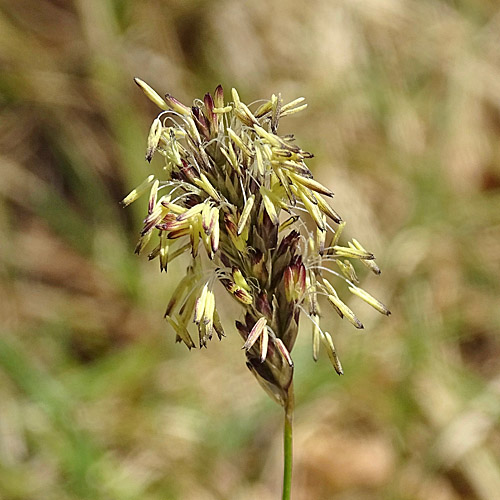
[1,0,500,499]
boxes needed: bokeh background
[1,1,500,499]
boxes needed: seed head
[124,79,390,406]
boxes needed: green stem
[282,383,294,500]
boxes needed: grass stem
[282,383,294,500]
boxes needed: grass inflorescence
[125,79,390,408]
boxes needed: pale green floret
[336,259,359,283]
[333,244,373,260]
[330,220,346,247]
[194,283,209,325]
[134,78,169,110]
[121,175,155,207]
[321,331,343,375]
[348,286,391,315]
[280,96,306,112]
[312,321,321,362]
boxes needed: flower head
[124,78,390,407]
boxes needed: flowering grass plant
[124,79,390,498]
